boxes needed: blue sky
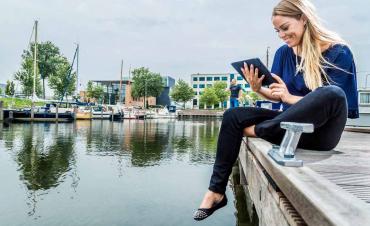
[1,0,369,91]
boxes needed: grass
[0,97,45,109]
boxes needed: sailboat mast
[33,20,38,101]
[76,43,79,95]
[119,59,123,103]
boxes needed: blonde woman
[194,0,358,221]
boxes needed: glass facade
[199,84,205,88]
[199,77,205,81]
[193,77,198,81]
[207,77,213,81]
[222,77,227,81]
[193,84,198,88]
[214,77,220,81]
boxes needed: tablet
[231,58,277,86]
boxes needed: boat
[91,105,124,120]
[7,107,75,122]
[76,106,92,120]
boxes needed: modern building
[91,78,131,105]
[156,76,176,106]
[191,73,251,109]
[88,75,175,107]
[347,88,370,126]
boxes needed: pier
[177,109,224,118]
[235,131,370,226]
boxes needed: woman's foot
[193,190,227,221]
[199,190,224,208]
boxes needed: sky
[1,0,370,93]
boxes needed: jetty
[235,131,370,226]
[177,109,224,118]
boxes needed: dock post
[56,104,59,122]
[0,101,3,121]
[31,102,35,121]
[111,108,114,121]
[73,106,77,120]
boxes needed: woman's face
[272,15,306,47]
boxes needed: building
[191,73,251,109]
[347,88,370,126]
[90,78,131,105]
[156,76,175,106]
[88,75,175,107]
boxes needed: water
[0,119,249,226]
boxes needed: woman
[194,0,358,221]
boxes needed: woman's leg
[208,107,280,194]
[255,86,348,150]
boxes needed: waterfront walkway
[237,131,370,226]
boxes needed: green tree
[0,87,2,95]
[86,81,104,103]
[131,67,163,108]
[170,79,194,109]
[22,42,61,99]
[5,80,15,96]
[200,87,219,108]
[14,57,42,98]
[47,56,76,100]
[213,81,229,108]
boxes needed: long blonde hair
[273,0,346,90]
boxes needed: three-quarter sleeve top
[271,44,359,118]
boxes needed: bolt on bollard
[268,122,314,167]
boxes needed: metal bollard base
[268,148,303,167]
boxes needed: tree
[212,81,229,108]
[86,81,104,103]
[47,56,76,100]
[131,67,163,108]
[200,88,219,108]
[14,57,42,98]
[170,79,194,109]
[5,80,15,96]
[22,41,61,99]
[0,87,2,95]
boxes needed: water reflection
[0,119,233,224]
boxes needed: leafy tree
[47,56,76,100]
[22,41,61,99]
[212,81,229,108]
[170,79,194,109]
[0,87,2,95]
[200,88,219,108]
[86,81,104,103]
[131,67,163,108]
[5,80,15,96]
[14,57,42,98]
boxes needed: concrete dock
[236,131,370,226]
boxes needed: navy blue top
[230,84,242,98]
[271,44,359,118]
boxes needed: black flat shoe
[193,195,228,221]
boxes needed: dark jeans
[209,86,348,194]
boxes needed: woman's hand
[241,63,265,92]
[269,74,293,103]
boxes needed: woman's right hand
[241,63,265,92]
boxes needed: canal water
[0,119,250,226]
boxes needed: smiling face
[272,15,307,47]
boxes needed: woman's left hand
[269,74,293,103]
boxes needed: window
[207,77,213,81]
[245,84,250,88]
[214,77,220,81]
[207,84,212,87]
[199,84,205,88]
[360,92,370,105]
[199,77,205,81]
[193,84,198,88]
[237,76,243,81]
[222,77,228,81]
[193,77,198,81]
